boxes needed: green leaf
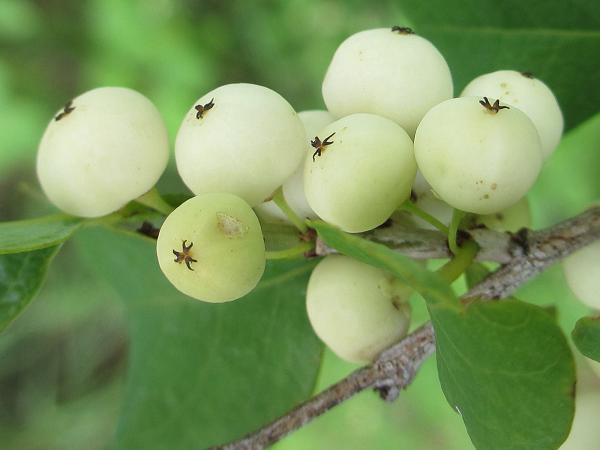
[572,316,600,362]
[308,220,463,314]
[74,227,323,449]
[308,221,576,448]
[403,0,600,130]
[0,214,84,254]
[433,298,575,450]
[0,245,61,333]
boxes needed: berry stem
[272,186,308,234]
[265,242,314,260]
[135,187,175,216]
[448,208,465,255]
[436,239,479,284]
[398,199,450,235]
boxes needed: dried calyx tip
[391,26,414,35]
[520,71,534,79]
[479,97,510,114]
[173,240,198,270]
[55,100,75,121]
[311,132,336,161]
[195,98,215,119]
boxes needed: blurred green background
[1,0,599,449]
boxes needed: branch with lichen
[205,205,600,450]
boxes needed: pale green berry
[562,240,600,310]
[414,96,542,215]
[476,196,531,232]
[559,391,600,450]
[587,359,600,379]
[175,83,306,207]
[304,113,416,233]
[156,193,266,303]
[36,87,169,217]
[460,70,563,161]
[322,27,453,138]
[306,254,412,363]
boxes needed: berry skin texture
[37,87,169,218]
[306,254,412,363]
[414,96,543,215]
[562,240,600,310]
[303,113,416,233]
[475,196,531,232]
[460,70,563,161]
[321,28,453,138]
[175,83,306,207]
[156,193,266,303]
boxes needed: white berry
[322,27,453,138]
[475,196,531,232]
[156,193,266,303]
[461,70,563,161]
[175,83,306,207]
[562,240,600,310]
[306,254,412,363]
[37,87,169,217]
[303,113,416,233]
[414,96,542,215]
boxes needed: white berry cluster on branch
[35,25,592,372]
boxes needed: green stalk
[398,199,450,235]
[265,242,314,260]
[135,186,175,216]
[272,186,308,234]
[436,239,479,284]
[448,208,465,255]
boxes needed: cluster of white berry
[37,26,570,363]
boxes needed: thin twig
[206,323,436,450]
[206,205,600,450]
[464,205,600,300]
[315,212,519,264]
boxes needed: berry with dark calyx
[322,27,453,138]
[156,193,266,303]
[414,96,542,215]
[304,113,417,233]
[175,83,306,207]
[37,87,170,218]
[306,254,412,363]
[461,70,564,160]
